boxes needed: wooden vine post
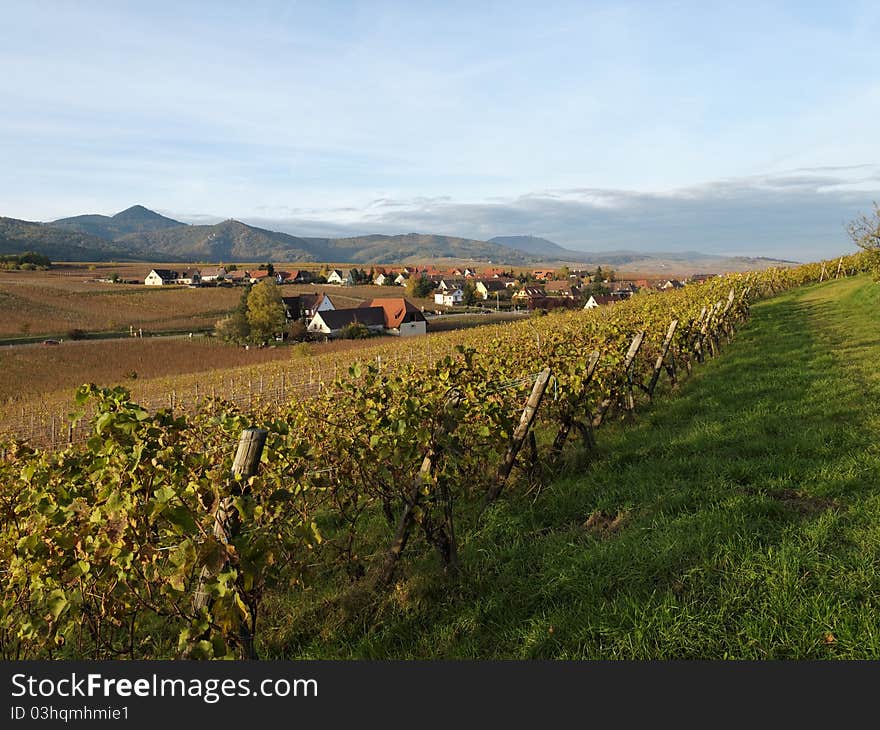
[706,300,724,357]
[646,319,679,398]
[592,332,644,428]
[485,368,552,506]
[685,306,707,372]
[551,351,600,457]
[193,427,267,659]
[375,390,463,589]
[835,257,844,279]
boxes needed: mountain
[488,235,573,257]
[0,216,145,261]
[117,219,318,262]
[52,205,185,240]
[311,233,538,264]
[0,205,799,272]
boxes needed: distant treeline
[0,251,52,270]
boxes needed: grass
[260,275,880,659]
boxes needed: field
[0,265,439,340]
[263,275,880,658]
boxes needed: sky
[1,0,878,260]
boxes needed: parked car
[41,339,60,346]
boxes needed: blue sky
[2,1,878,259]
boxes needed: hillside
[0,216,143,261]
[52,205,185,239]
[488,234,574,257]
[311,232,539,265]
[117,219,320,262]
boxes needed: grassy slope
[267,275,880,659]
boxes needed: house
[606,281,636,299]
[475,279,509,299]
[285,269,314,284]
[437,278,467,292]
[364,297,427,336]
[200,267,227,282]
[145,269,178,286]
[583,295,617,309]
[247,270,283,284]
[307,307,386,337]
[544,281,579,299]
[690,273,716,283]
[394,273,408,286]
[659,279,685,290]
[225,270,247,285]
[532,270,556,281]
[144,269,201,286]
[434,288,464,306]
[511,286,546,304]
[300,293,336,319]
[177,270,201,286]
[373,273,390,286]
[326,269,345,285]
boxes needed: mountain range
[0,205,799,273]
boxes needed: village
[140,264,716,339]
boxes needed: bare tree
[848,202,880,279]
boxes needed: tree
[215,286,251,344]
[339,322,371,339]
[406,275,435,298]
[246,280,286,343]
[557,266,570,280]
[264,262,275,276]
[848,203,880,280]
[461,281,479,306]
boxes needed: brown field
[0,337,294,401]
[0,265,438,338]
[0,267,239,337]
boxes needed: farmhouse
[434,288,464,306]
[364,297,427,336]
[307,307,386,337]
[300,293,336,319]
[436,278,467,292]
[543,280,580,298]
[286,270,315,284]
[326,269,346,285]
[475,279,509,299]
[247,270,283,284]
[144,269,201,286]
[145,269,176,286]
[200,267,227,282]
[225,270,247,285]
[511,286,545,305]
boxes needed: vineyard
[0,252,870,659]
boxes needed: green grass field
[264,275,880,659]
